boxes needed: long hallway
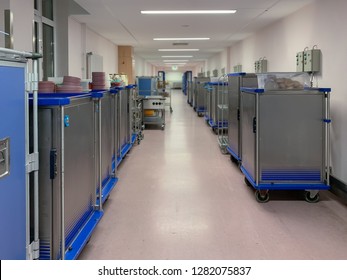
[79,90,347,260]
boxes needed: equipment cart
[35,93,104,259]
[129,86,144,144]
[0,48,41,260]
[240,75,331,203]
[194,77,210,116]
[227,73,257,164]
[142,95,166,130]
[209,82,229,133]
[217,75,229,153]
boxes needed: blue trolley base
[65,210,104,260]
[227,146,241,163]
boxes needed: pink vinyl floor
[79,90,347,260]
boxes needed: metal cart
[217,75,229,154]
[160,85,173,113]
[204,82,213,123]
[128,85,144,144]
[194,77,210,117]
[227,73,258,164]
[209,82,229,133]
[35,93,103,259]
[240,86,331,203]
[94,91,118,205]
[142,95,166,130]
[0,48,41,260]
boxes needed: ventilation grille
[173,42,189,46]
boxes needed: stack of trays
[92,72,107,90]
[38,81,55,93]
[56,76,83,93]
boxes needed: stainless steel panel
[228,74,257,158]
[101,93,113,182]
[38,97,95,259]
[241,92,256,180]
[258,92,325,183]
[119,89,129,149]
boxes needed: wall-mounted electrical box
[212,69,218,77]
[254,59,267,73]
[233,64,242,73]
[304,49,321,72]
[296,51,304,72]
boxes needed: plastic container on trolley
[194,77,210,116]
[33,92,103,259]
[0,48,41,260]
[240,81,331,203]
[227,73,258,164]
[136,76,158,96]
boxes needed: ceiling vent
[172,42,189,46]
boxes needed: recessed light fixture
[141,10,237,15]
[163,60,189,62]
[165,62,187,65]
[159,49,199,52]
[162,55,193,58]
[154,38,210,41]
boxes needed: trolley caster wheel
[255,190,270,203]
[161,125,165,130]
[305,191,320,203]
[230,155,238,163]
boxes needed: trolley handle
[253,117,257,133]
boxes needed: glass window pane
[43,23,54,80]
[42,0,53,20]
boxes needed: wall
[226,0,347,183]
[207,48,229,76]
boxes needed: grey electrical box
[255,59,267,73]
[233,64,242,73]
[296,52,304,72]
[304,49,321,72]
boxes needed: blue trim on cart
[207,82,228,86]
[323,119,332,123]
[241,165,330,191]
[304,87,331,93]
[30,93,92,106]
[240,87,265,93]
[65,210,104,260]
[196,106,206,113]
[126,84,137,89]
[227,146,241,162]
[98,177,118,205]
[228,72,246,77]
[131,133,137,144]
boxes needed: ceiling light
[163,60,189,62]
[141,10,236,15]
[162,55,193,58]
[159,49,199,52]
[154,38,210,41]
[165,63,186,65]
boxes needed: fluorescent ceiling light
[165,63,186,65]
[159,49,199,52]
[162,55,193,58]
[154,37,210,41]
[141,10,236,15]
[163,60,189,62]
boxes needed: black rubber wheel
[230,155,237,163]
[255,190,270,203]
[305,191,320,203]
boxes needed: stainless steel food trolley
[240,86,331,203]
[209,82,229,133]
[194,77,210,117]
[217,76,229,153]
[227,73,257,163]
[142,95,166,130]
[35,93,103,259]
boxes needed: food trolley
[194,77,210,117]
[240,73,331,203]
[142,95,166,130]
[209,82,229,133]
[0,48,41,260]
[227,73,258,164]
[34,93,103,259]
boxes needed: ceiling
[72,0,314,70]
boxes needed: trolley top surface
[241,87,331,93]
[29,92,104,106]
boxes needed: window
[34,0,55,80]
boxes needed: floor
[79,90,347,260]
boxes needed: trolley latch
[26,152,39,173]
[28,239,40,260]
[50,149,57,179]
[253,117,257,133]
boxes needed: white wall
[68,18,83,77]
[207,48,229,76]
[225,0,347,183]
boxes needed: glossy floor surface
[79,90,347,260]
